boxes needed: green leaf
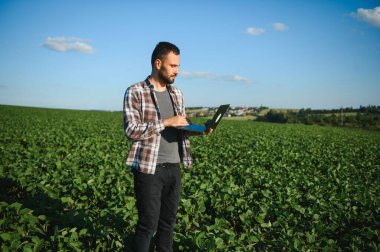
[0,232,11,241]
[61,197,74,204]
[226,206,234,212]
[215,237,224,248]
[79,229,88,236]
[195,232,205,248]
[69,241,82,248]
[260,221,272,228]
[10,202,22,212]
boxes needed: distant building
[196,111,205,117]
[229,108,246,116]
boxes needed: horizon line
[1,103,379,112]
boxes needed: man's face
[157,52,180,84]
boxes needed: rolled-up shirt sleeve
[123,87,165,141]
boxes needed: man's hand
[186,127,213,136]
[163,116,189,127]
[204,127,213,135]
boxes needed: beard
[158,69,176,84]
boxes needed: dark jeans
[132,163,181,252]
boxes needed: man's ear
[154,59,162,70]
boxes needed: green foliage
[1,105,379,251]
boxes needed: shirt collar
[145,76,154,90]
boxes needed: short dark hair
[151,42,180,68]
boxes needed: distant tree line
[187,107,205,110]
[298,105,380,114]
[257,105,380,129]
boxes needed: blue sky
[0,0,379,110]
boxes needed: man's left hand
[204,128,213,135]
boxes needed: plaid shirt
[123,77,192,174]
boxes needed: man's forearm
[124,119,165,141]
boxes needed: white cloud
[180,71,252,84]
[180,71,214,79]
[351,6,380,28]
[246,27,266,36]
[273,22,289,31]
[229,75,251,83]
[43,36,94,54]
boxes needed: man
[123,42,211,251]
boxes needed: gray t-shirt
[155,89,181,164]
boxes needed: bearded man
[123,42,211,251]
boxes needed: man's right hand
[163,116,189,127]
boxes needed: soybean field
[1,105,379,251]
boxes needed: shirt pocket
[141,103,158,121]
